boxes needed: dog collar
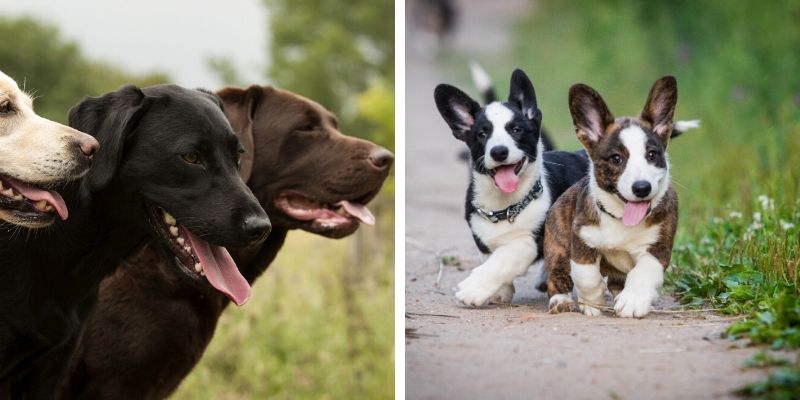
[596,201,651,220]
[475,179,543,223]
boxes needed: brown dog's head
[217,85,393,238]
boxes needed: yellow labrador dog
[0,70,99,228]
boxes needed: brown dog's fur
[64,86,393,399]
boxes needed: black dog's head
[68,85,271,305]
[434,69,543,194]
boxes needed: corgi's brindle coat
[546,76,683,318]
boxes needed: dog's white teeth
[163,212,177,226]
[0,181,4,190]
[184,245,191,254]
[176,237,185,245]
[13,194,23,201]
[2,188,14,198]
[33,200,49,211]
[169,226,179,237]
[194,262,203,273]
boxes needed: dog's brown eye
[510,126,521,134]
[477,129,488,139]
[610,154,622,165]
[0,101,13,115]
[646,150,658,161]
[181,153,201,164]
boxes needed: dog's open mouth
[620,199,651,227]
[274,191,376,230]
[0,175,69,226]
[146,205,251,306]
[487,159,525,194]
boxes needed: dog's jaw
[472,140,545,211]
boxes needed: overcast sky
[0,0,269,89]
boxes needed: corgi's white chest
[469,186,551,251]
[578,214,661,271]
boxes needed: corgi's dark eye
[510,126,521,134]
[181,152,201,165]
[646,150,658,161]
[609,154,623,165]
[477,129,488,139]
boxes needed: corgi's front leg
[455,237,536,307]
[570,257,606,316]
[614,253,664,318]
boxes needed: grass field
[442,0,799,396]
[173,194,394,400]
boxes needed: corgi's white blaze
[618,126,669,202]
[483,103,524,170]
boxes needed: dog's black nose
[632,180,652,198]
[368,147,394,170]
[243,215,271,242]
[490,146,508,162]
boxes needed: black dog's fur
[0,84,269,398]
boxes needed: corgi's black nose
[490,146,508,162]
[632,181,652,198]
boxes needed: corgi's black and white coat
[434,69,589,306]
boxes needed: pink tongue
[338,200,375,225]
[185,229,251,306]
[622,201,650,226]
[493,165,519,193]
[4,177,69,220]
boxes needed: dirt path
[405,1,766,399]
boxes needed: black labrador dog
[0,85,270,398]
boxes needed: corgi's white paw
[455,267,503,307]
[614,288,656,318]
[548,293,573,313]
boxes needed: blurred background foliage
[0,0,393,397]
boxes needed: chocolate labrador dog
[65,85,393,399]
[0,85,270,398]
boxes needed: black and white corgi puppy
[545,76,689,318]
[434,69,590,306]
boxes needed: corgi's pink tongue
[4,177,69,220]
[622,201,650,226]
[185,230,251,306]
[493,165,519,193]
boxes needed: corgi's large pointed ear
[569,83,614,148]
[508,69,540,121]
[434,84,480,141]
[641,75,678,143]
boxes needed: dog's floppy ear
[68,85,151,192]
[434,84,480,141]
[640,75,678,143]
[508,69,540,122]
[569,83,615,148]
[216,85,264,182]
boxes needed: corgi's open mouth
[275,191,376,230]
[487,159,526,194]
[0,175,69,228]
[146,204,251,306]
[620,199,651,227]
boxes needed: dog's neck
[471,141,545,211]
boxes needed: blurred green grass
[173,194,394,400]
